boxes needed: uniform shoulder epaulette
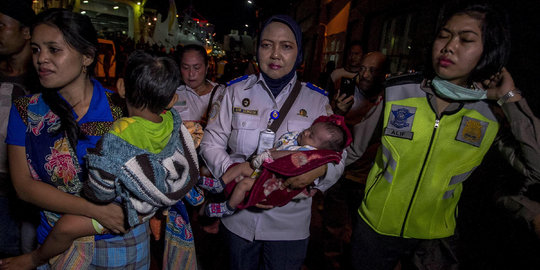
[384,71,424,88]
[226,75,249,86]
[306,82,328,96]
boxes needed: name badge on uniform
[384,104,416,140]
[456,116,488,147]
[233,107,258,115]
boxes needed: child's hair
[317,122,346,152]
[123,50,181,114]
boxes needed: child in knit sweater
[1,51,200,270]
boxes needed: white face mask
[431,76,487,101]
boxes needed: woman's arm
[199,88,235,178]
[283,163,329,189]
[485,68,540,182]
[8,145,126,233]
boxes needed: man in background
[327,41,363,98]
[322,51,388,269]
[0,0,39,258]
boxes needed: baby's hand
[223,162,254,184]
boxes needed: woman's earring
[82,65,87,73]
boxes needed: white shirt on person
[200,73,345,241]
[173,80,226,122]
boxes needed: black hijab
[258,15,303,97]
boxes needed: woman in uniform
[347,3,540,269]
[199,15,345,270]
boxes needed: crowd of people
[0,1,540,270]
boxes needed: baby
[200,114,350,217]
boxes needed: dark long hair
[427,3,511,83]
[32,9,98,148]
[180,44,209,68]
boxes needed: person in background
[170,43,227,270]
[328,41,363,98]
[322,51,388,269]
[3,9,150,269]
[200,15,345,270]
[174,44,226,146]
[0,0,39,258]
[349,4,540,269]
[318,60,335,93]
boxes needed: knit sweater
[84,110,199,227]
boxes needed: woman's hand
[91,203,126,234]
[533,213,540,239]
[283,164,327,189]
[481,67,522,103]
[254,203,274,210]
[332,90,354,115]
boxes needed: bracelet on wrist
[497,89,521,106]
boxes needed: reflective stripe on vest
[359,82,499,239]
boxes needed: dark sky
[148,0,296,40]
[176,0,258,39]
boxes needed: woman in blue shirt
[3,9,149,269]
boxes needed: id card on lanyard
[255,110,280,154]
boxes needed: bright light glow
[248,0,253,4]
[176,14,179,17]
[81,11,86,14]
[148,22,151,25]
[245,24,249,27]
[153,17,157,21]
[113,6,119,9]
[137,2,141,5]
[83,0,88,3]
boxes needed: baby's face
[297,122,332,149]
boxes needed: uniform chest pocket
[173,104,188,112]
[231,117,260,156]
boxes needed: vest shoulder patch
[226,75,249,86]
[384,72,424,88]
[384,104,416,140]
[456,116,488,147]
[306,82,328,96]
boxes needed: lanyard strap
[268,80,302,132]
[201,84,221,127]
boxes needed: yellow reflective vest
[359,80,499,239]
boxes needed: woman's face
[258,22,298,80]
[432,14,484,86]
[180,50,207,89]
[31,24,90,89]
